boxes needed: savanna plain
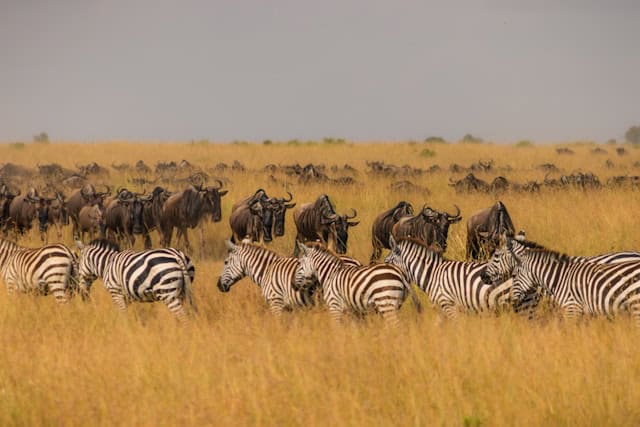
[0,140,639,426]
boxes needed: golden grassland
[0,140,639,426]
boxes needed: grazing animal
[140,186,171,248]
[77,204,106,242]
[448,173,490,193]
[6,188,42,235]
[466,201,515,261]
[0,239,77,304]
[370,201,414,263]
[38,192,69,243]
[294,242,421,326]
[491,237,640,324]
[392,205,461,252]
[481,233,640,317]
[66,184,111,239]
[229,199,271,243]
[75,239,196,320]
[103,189,146,247]
[159,182,228,252]
[0,185,20,230]
[385,237,512,319]
[293,194,341,253]
[217,240,360,316]
[268,192,296,238]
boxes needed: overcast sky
[1,0,639,143]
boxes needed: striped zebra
[294,241,421,325]
[384,236,512,319]
[217,239,361,316]
[482,232,640,285]
[0,238,77,304]
[75,239,196,320]
[486,235,640,322]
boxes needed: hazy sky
[1,0,639,142]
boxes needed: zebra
[294,241,421,325]
[384,236,512,319]
[481,232,640,316]
[0,238,77,304]
[75,239,196,320]
[217,239,361,316]
[496,237,640,324]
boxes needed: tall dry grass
[0,140,639,426]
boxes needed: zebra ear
[515,230,526,241]
[75,240,85,250]
[295,240,308,256]
[224,240,237,252]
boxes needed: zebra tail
[175,254,197,314]
[403,277,422,314]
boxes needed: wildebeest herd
[1,156,640,326]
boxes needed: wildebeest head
[332,208,359,254]
[393,201,414,220]
[269,192,296,237]
[475,201,515,254]
[0,185,20,224]
[37,192,67,234]
[116,188,146,234]
[195,180,228,222]
[421,205,462,251]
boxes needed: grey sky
[1,0,639,142]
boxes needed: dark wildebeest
[66,184,111,239]
[293,194,349,254]
[38,192,69,243]
[331,209,360,254]
[489,176,510,194]
[391,205,462,252]
[6,188,42,235]
[268,192,296,238]
[0,185,20,230]
[104,188,147,247]
[77,204,106,242]
[160,181,228,252]
[229,198,270,243]
[448,173,490,193]
[140,186,172,249]
[466,201,515,261]
[370,201,414,263]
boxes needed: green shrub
[33,132,49,144]
[9,142,25,150]
[419,148,436,158]
[461,134,483,144]
[515,140,533,148]
[424,136,446,144]
[606,138,617,145]
[262,139,273,145]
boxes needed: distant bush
[419,148,436,158]
[606,138,617,145]
[461,134,483,144]
[231,140,250,146]
[625,126,640,144]
[263,139,273,145]
[515,140,533,148]
[33,132,49,144]
[424,136,446,144]
[287,139,301,146]
[190,139,209,145]
[322,137,346,145]
[9,142,25,150]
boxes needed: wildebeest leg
[143,232,152,249]
[56,223,63,241]
[71,217,80,240]
[370,237,382,264]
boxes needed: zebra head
[481,231,529,285]
[217,240,248,292]
[293,241,317,292]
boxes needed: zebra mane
[523,245,572,264]
[241,240,279,255]
[88,238,121,252]
[511,237,545,250]
[303,241,345,264]
[395,236,443,253]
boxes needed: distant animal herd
[0,157,639,325]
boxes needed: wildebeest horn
[446,204,461,219]
[212,179,223,189]
[116,186,127,195]
[14,189,21,197]
[99,185,111,196]
[346,208,357,219]
[282,191,293,202]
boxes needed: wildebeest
[6,188,42,235]
[616,147,628,156]
[330,209,360,254]
[489,176,509,194]
[556,147,574,155]
[389,180,430,195]
[370,201,414,263]
[293,194,357,254]
[66,184,111,239]
[391,205,461,252]
[591,147,607,155]
[466,201,515,261]
[139,186,171,248]
[160,181,228,252]
[77,204,106,242]
[104,188,147,247]
[268,192,296,238]
[135,160,152,174]
[229,198,270,243]
[449,173,489,193]
[38,192,69,243]
[77,161,108,177]
[0,185,20,230]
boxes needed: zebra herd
[3,198,640,327]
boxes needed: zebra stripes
[384,237,512,318]
[489,237,640,323]
[76,239,196,320]
[0,238,77,303]
[294,241,420,325]
[217,239,361,316]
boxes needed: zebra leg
[106,286,128,311]
[377,303,401,328]
[163,296,188,322]
[328,304,344,324]
[44,276,69,304]
[562,303,583,324]
[268,298,286,317]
